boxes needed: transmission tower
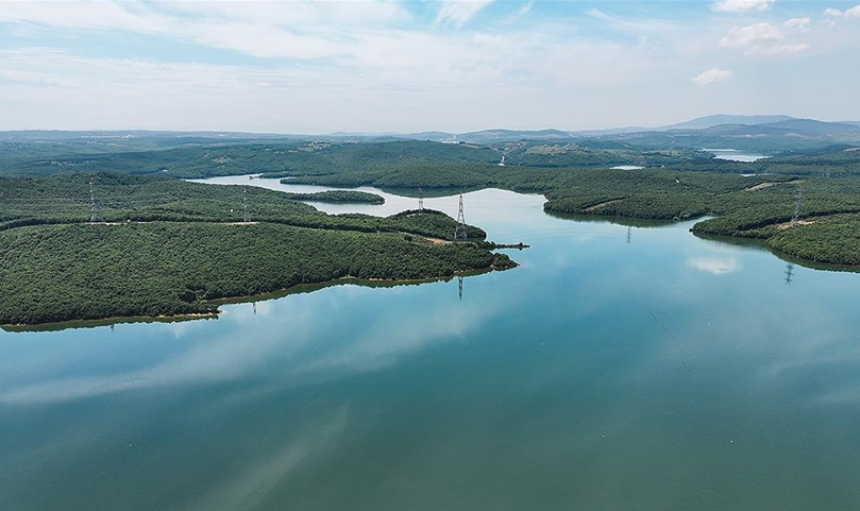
[791,187,804,224]
[89,176,104,223]
[177,183,184,216]
[458,275,464,301]
[242,186,251,223]
[626,226,632,244]
[453,194,467,241]
[418,187,424,212]
[784,262,795,285]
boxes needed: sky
[0,0,859,134]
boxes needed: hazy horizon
[2,1,859,134]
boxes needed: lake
[2,182,860,511]
[704,149,768,162]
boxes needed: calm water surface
[2,183,860,511]
[704,149,768,162]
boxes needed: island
[278,189,385,204]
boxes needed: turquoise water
[2,186,860,510]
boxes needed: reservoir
[705,149,768,162]
[2,182,860,510]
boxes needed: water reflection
[0,276,503,406]
[685,256,742,275]
[785,261,795,285]
[4,186,860,510]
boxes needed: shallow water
[2,184,859,511]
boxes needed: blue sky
[1,0,859,133]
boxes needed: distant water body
[704,149,768,162]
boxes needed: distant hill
[595,117,860,153]
[702,119,860,138]
[569,126,650,137]
[661,114,795,131]
[457,129,574,144]
[401,131,456,141]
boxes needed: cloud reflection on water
[0,280,507,406]
[685,256,742,275]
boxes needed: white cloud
[784,17,811,32]
[711,0,776,14]
[514,2,534,20]
[756,43,810,54]
[0,1,858,131]
[436,0,495,28]
[824,5,860,18]
[720,21,809,55]
[721,22,783,47]
[692,67,734,86]
[0,0,410,60]
[826,4,860,18]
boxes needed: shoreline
[0,267,509,333]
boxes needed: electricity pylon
[89,176,104,223]
[791,187,804,224]
[243,186,251,223]
[453,194,467,241]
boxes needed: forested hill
[0,173,511,327]
[0,139,502,178]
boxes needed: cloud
[720,22,809,54]
[721,22,783,47]
[783,17,811,32]
[0,0,410,60]
[0,0,858,132]
[711,0,776,13]
[692,67,734,86]
[436,0,494,28]
[824,4,860,18]
[513,1,534,20]
[756,43,810,54]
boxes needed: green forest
[0,173,508,325]
[4,132,860,325]
[0,222,511,325]
[278,189,385,204]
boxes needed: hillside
[0,173,510,326]
[661,114,795,131]
[701,119,860,139]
